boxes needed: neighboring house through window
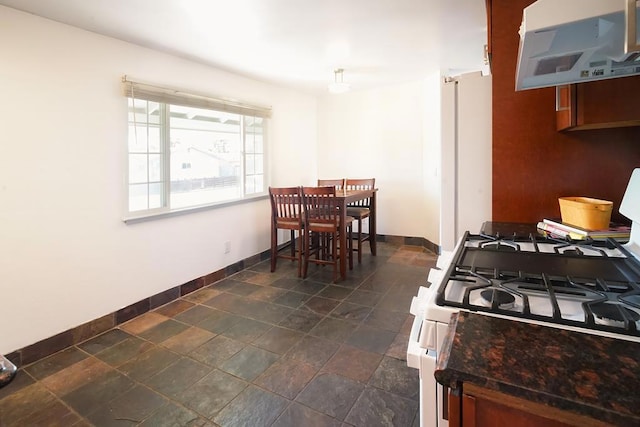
[124,77,270,218]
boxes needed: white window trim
[122,76,271,223]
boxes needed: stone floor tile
[331,302,372,323]
[243,300,294,324]
[231,270,278,286]
[302,296,341,316]
[255,359,317,399]
[270,277,306,290]
[213,385,289,427]
[346,325,396,355]
[118,346,180,382]
[23,347,88,380]
[145,357,212,398]
[138,319,190,344]
[41,356,112,396]
[62,370,136,417]
[221,317,272,343]
[272,402,342,427]
[0,242,430,427]
[274,290,312,308]
[219,345,279,381]
[174,369,247,419]
[86,384,167,425]
[322,345,382,383]
[138,401,213,426]
[173,305,218,325]
[345,386,418,427]
[309,317,359,343]
[252,326,305,354]
[93,336,155,367]
[78,329,133,355]
[197,311,243,334]
[182,286,222,304]
[189,335,245,368]
[247,286,287,302]
[290,280,327,295]
[120,312,168,335]
[386,333,409,361]
[285,336,340,369]
[364,308,408,333]
[226,281,263,296]
[161,326,215,354]
[376,292,413,314]
[0,383,59,425]
[318,285,354,301]
[278,309,323,332]
[296,373,364,421]
[369,356,420,401]
[201,293,248,314]
[345,289,384,307]
[154,299,195,317]
[0,370,35,400]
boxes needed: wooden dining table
[336,188,378,280]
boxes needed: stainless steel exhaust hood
[516,0,640,91]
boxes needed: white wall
[317,78,442,244]
[0,7,317,354]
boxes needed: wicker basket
[558,197,613,230]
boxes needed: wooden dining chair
[345,178,375,263]
[268,186,304,277]
[317,179,345,189]
[301,186,353,282]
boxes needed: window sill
[123,194,269,224]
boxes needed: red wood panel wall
[491,0,640,224]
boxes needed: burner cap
[480,289,516,308]
[590,303,640,323]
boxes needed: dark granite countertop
[435,311,640,426]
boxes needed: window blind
[121,76,272,118]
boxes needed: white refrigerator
[440,72,492,252]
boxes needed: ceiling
[0,0,489,94]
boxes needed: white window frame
[122,77,271,223]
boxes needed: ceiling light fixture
[328,68,351,94]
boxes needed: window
[124,78,270,217]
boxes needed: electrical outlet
[224,241,231,254]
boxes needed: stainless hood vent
[516,0,640,91]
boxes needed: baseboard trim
[5,234,437,368]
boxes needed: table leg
[370,190,377,256]
[340,199,347,280]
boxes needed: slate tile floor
[0,242,436,426]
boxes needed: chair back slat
[317,179,345,190]
[302,186,340,231]
[345,178,375,208]
[269,187,303,229]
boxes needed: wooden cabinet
[448,383,608,427]
[485,0,492,70]
[556,76,640,131]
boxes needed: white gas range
[407,168,640,427]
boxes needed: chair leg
[332,230,338,282]
[296,229,303,278]
[290,230,295,258]
[270,223,277,272]
[302,229,309,278]
[348,225,353,270]
[357,218,363,263]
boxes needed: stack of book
[537,218,631,241]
